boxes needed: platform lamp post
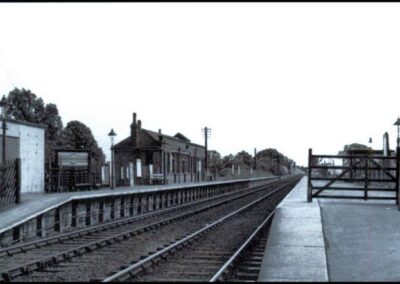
[0,95,8,164]
[394,118,400,150]
[108,129,117,189]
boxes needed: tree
[6,88,45,123]
[234,151,252,167]
[4,88,105,169]
[256,148,294,175]
[5,88,64,165]
[339,143,370,179]
[221,154,235,168]
[60,121,105,169]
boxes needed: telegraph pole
[202,127,211,180]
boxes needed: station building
[113,113,206,186]
[0,118,45,193]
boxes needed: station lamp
[108,129,117,189]
[394,117,400,150]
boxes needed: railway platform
[0,176,277,245]
[0,183,166,236]
[258,176,400,281]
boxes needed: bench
[74,183,91,191]
[151,174,168,185]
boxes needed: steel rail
[0,177,279,257]
[101,177,299,282]
[209,209,276,282]
[0,178,287,281]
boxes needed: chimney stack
[130,112,138,146]
[158,129,163,145]
[138,120,142,130]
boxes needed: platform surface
[258,176,400,281]
[258,176,328,281]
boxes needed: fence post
[307,148,312,202]
[364,155,368,201]
[15,158,21,204]
[396,147,400,210]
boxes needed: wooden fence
[46,167,104,193]
[0,159,21,208]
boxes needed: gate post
[396,147,400,210]
[15,158,21,204]
[307,148,312,202]
[364,155,368,201]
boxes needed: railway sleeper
[161,264,220,271]
[237,266,261,273]
[89,277,104,282]
[240,260,262,266]
[170,259,225,265]
[234,271,259,280]
[145,277,206,282]
[161,271,212,278]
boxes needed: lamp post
[0,95,8,164]
[394,117,400,150]
[368,137,373,182]
[108,129,117,189]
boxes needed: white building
[0,119,45,193]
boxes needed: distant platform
[0,177,276,237]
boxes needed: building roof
[114,128,204,150]
[174,132,191,142]
[145,129,203,148]
[4,118,47,129]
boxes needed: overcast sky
[0,3,400,167]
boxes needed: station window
[167,153,170,174]
[172,154,176,173]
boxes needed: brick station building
[113,113,206,186]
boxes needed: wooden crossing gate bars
[307,148,400,209]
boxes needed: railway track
[210,209,274,282]
[1,175,301,282]
[101,176,300,282]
